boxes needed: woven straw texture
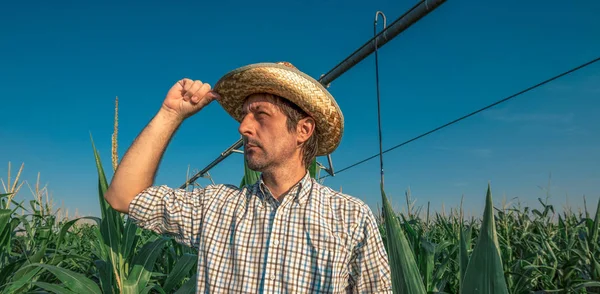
[214,62,344,156]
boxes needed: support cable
[319,55,600,180]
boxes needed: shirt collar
[255,170,313,207]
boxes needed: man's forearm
[105,108,183,213]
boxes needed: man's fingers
[175,78,191,101]
[190,83,212,103]
[182,80,202,100]
[173,78,216,106]
[178,78,193,90]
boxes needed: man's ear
[296,117,316,144]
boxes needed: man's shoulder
[311,180,375,217]
[204,182,244,191]
[199,182,247,198]
[145,182,245,204]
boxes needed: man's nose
[238,114,253,136]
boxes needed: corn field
[1,148,599,293]
[1,100,599,293]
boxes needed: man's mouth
[245,140,261,149]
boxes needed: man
[104,62,392,293]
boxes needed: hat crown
[276,61,297,69]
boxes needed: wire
[374,11,387,188]
[318,55,600,180]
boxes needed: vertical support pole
[374,11,386,189]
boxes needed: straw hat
[213,62,344,156]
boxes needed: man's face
[238,94,298,171]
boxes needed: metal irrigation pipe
[318,0,447,87]
[180,0,448,189]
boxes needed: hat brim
[213,62,344,156]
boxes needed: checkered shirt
[128,171,392,293]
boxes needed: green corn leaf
[0,259,22,288]
[174,273,198,294]
[90,226,107,260]
[91,133,124,234]
[0,209,10,231]
[54,216,101,252]
[308,158,319,179]
[240,157,261,188]
[593,256,600,281]
[419,238,435,292]
[432,242,454,291]
[99,214,122,290]
[94,259,116,294]
[33,282,79,294]
[10,244,47,285]
[47,253,92,266]
[2,266,42,294]
[121,217,139,262]
[460,184,509,294]
[459,225,471,284]
[162,253,198,293]
[142,285,166,294]
[123,236,169,293]
[399,214,419,252]
[380,183,427,294]
[573,281,600,291]
[90,134,109,220]
[0,209,12,250]
[27,263,101,294]
[2,268,42,294]
[589,197,600,253]
[28,200,39,216]
[91,135,128,290]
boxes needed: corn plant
[0,138,196,294]
[0,96,198,293]
[1,93,598,293]
[378,182,600,294]
[0,163,96,294]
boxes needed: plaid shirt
[128,171,392,293]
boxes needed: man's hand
[161,78,220,120]
[105,78,220,213]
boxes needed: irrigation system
[180,0,447,189]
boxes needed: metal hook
[374,11,386,50]
[375,11,387,31]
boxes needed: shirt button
[272,239,279,246]
[270,274,276,280]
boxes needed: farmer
[104,62,393,293]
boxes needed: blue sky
[1,0,599,219]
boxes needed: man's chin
[246,159,265,172]
[247,165,264,172]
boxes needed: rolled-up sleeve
[128,185,207,249]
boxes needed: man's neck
[261,163,307,201]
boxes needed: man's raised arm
[104,78,219,213]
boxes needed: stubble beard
[245,140,296,172]
[246,149,269,171]
[244,137,268,171]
